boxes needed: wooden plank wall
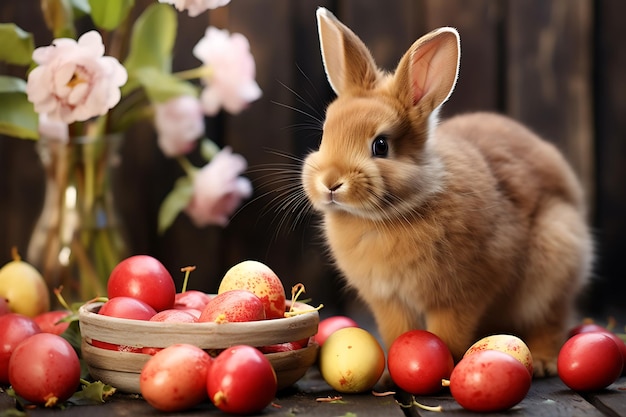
[0,0,624,319]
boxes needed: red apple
[258,338,309,353]
[174,290,212,311]
[314,315,359,346]
[218,260,285,319]
[0,313,42,383]
[568,322,608,338]
[198,290,265,323]
[98,296,157,320]
[33,310,71,335]
[107,255,176,312]
[150,309,197,323]
[207,345,277,414]
[8,333,81,406]
[141,344,213,412]
[92,298,153,353]
[184,309,202,319]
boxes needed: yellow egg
[0,250,50,317]
[464,334,533,376]
[319,327,385,393]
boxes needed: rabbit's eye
[371,135,389,157]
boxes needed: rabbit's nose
[322,181,342,204]
[328,182,343,192]
[328,183,344,203]
[321,168,343,192]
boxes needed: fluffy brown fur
[302,8,593,377]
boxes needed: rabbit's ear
[393,27,460,113]
[316,7,378,95]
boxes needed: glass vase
[27,133,128,304]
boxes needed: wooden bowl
[78,300,319,393]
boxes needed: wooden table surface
[1,368,625,417]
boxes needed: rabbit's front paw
[532,355,558,378]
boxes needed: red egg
[387,330,454,395]
[558,332,623,391]
[449,350,531,412]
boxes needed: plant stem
[176,156,197,177]
[396,397,443,413]
[174,65,212,81]
[180,266,196,293]
[289,283,306,312]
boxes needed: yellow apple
[464,334,533,376]
[218,260,286,319]
[0,249,50,317]
[319,327,385,393]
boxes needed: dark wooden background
[1,0,624,321]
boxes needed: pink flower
[185,147,252,227]
[38,114,69,143]
[26,31,127,124]
[154,96,205,157]
[158,0,231,17]
[193,27,262,116]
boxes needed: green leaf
[123,3,177,93]
[158,176,194,234]
[0,75,27,93]
[60,320,83,357]
[3,387,29,414]
[135,67,198,103]
[70,380,116,405]
[88,0,134,31]
[108,100,151,132]
[0,24,34,66]
[0,408,27,417]
[0,77,38,140]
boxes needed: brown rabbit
[302,8,593,377]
